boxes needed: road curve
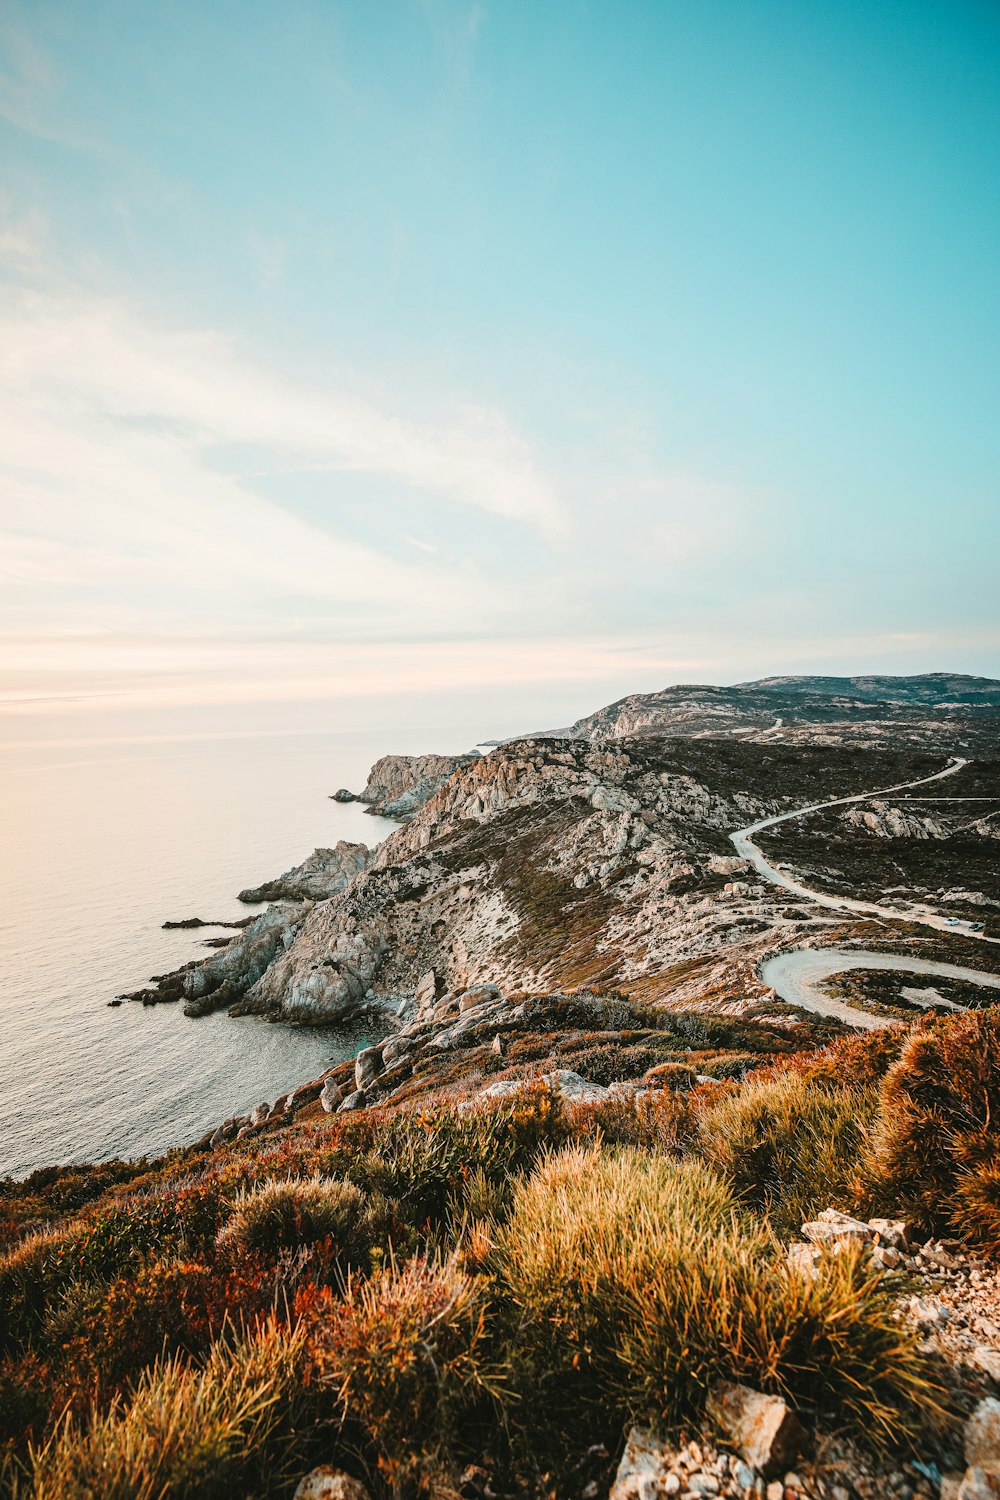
[728,755,1000,1025]
[759,947,1000,1030]
[730,756,999,944]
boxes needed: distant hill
[542,672,1000,753]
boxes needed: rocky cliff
[356,752,478,819]
[238,841,370,903]
[199,737,982,1026]
[129,683,999,1028]
[545,673,1000,752]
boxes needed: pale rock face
[842,802,948,840]
[381,1035,414,1066]
[193,738,787,1022]
[239,923,386,1022]
[354,1045,383,1090]
[707,854,752,876]
[705,1382,804,1476]
[459,983,499,1010]
[154,722,982,1028]
[293,1467,371,1500]
[359,753,476,819]
[591,783,640,814]
[238,842,370,903]
[320,1078,342,1113]
[966,1398,1000,1469]
[800,1209,876,1247]
[482,1069,607,1103]
[181,903,307,1016]
[542,672,1000,749]
[610,1427,678,1499]
[956,1470,1000,1499]
[414,969,438,1009]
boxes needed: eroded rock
[966,1398,1000,1469]
[238,842,369,904]
[292,1467,371,1500]
[320,1078,343,1113]
[706,1382,805,1477]
[354,1046,383,1090]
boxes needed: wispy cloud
[0,279,567,532]
[0,267,569,644]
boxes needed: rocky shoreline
[120,731,999,1036]
[6,676,1000,1500]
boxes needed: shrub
[22,1319,312,1500]
[867,1008,1000,1247]
[565,1087,690,1152]
[694,1071,878,1237]
[216,1177,377,1266]
[0,1225,84,1352]
[67,1260,219,1398]
[497,1144,941,1463]
[952,1159,1000,1255]
[0,1349,51,1446]
[308,1253,502,1493]
[780,1028,905,1090]
[316,1087,571,1230]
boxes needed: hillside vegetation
[3,1007,1000,1498]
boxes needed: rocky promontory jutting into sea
[8,672,1000,1500]
[128,672,1000,1039]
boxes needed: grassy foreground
[2,1007,999,1498]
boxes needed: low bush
[0,1226,84,1352]
[867,1008,1000,1248]
[216,1177,378,1267]
[780,1028,905,1089]
[497,1143,941,1465]
[315,1087,571,1230]
[59,1260,219,1399]
[565,1087,690,1152]
[694,1071,878,1237]
[21,1319,313,1500]
[307,1253,502,1493]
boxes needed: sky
[1,0,999,733]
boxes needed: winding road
[728,757,1000,1026]
[758,947,1000,1030]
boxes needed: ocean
[0,720,485,1179]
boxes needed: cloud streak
[0,271,568,643]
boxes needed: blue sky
[1,0,998,720]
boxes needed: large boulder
[967,1399,1000,1470]
[482,1069,608,1104]
[355,1046,384,1090]
[414,968,439,1012]
[320,1078,343,1113]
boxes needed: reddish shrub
[868,1008,1000,1247]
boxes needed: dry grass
[215,1175,378,1264]
[694,1071,878,1237]
[18,1319,310,1500]
[868,1008,1000,1248]
[4,1008,991,1489]
[497,1143,944,1463]
[0,1226,83,1352]
[307,1253,503,1494]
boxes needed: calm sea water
[0,723,482,1178]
